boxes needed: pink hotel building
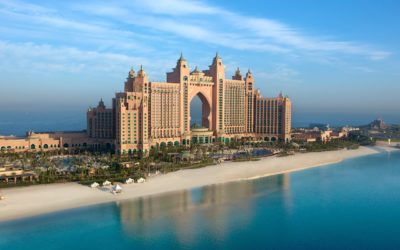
[0,54,291,154]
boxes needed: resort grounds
[0,145,398,222]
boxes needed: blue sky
[0,0,399,125]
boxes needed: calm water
[2,110,400,136]
[1,150,400,249]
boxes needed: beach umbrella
[103,180,111,186]
[90,182,99,188]
[112,184,122,193]
[137,177,146,183]
[125,178,134,184]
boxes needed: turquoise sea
[1,150,400,249]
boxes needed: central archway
[190,92,211,129]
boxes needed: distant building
[292,128,348,143]
[309,123,330,131]
[0,131,102,153]
[369,118,388,130]
[0,165,38,183]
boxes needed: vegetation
[0,134,374,188]
[347,131,376,146]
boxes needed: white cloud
[105,0,390,60]
[0,0,392,80]
[257,65,301,84]
[0,40,147,73]
[136,0,221,16]
[0,1,154,52]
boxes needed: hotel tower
[87,54,291,154]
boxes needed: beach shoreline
[0,146,398,222]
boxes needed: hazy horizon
[0,109,398,137]
[0,0,399,134]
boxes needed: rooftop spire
[179,52,185,61]
[137,65,146,77]
[98,98,105,108]
[129,67,135,78]
[232,67,243,80]
[235,67,241,75]
[193,66,200,73]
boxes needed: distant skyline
[0,0,399,122]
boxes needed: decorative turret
[277,92,284,101]
[176,53,188,69]
[192,66,201,74]
[137,65,146,77]
[167,53,190,82]
[209,52,224,77]
[245,68,253,80]
[232,67,242,80]
[212,52,222,65]
[178,52,186,62]
[128,67,135,78]
[98,98,105,109]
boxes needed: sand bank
[0,146,396,222]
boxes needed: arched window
[63,143,69,148]
[183,76,188,81]
[31,144,35,149]
[44,144,48,149]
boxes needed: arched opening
[44,144,48,149]
[190,92,211,129]
[63,143,69,148]
[31,144,35,149]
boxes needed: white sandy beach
[0,146,397,222]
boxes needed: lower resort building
[0,54,291,155]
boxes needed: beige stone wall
[0,131,112,153]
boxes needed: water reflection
[117,174,291,245]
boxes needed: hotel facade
[1,54,291,154]
[88,54,291,154]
